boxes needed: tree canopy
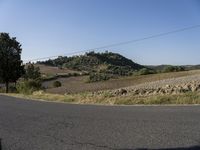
[38,51,145,76]
[0,33,24,93]
[24,63,41,80]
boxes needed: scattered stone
[114,88,127,95]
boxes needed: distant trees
[38,51,145,79]
[138,68,156,75]
[87,73,110,82]
[24,64,41,80]
[0,33,25,93]
[162,66,185,73]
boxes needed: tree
[162,65,185,73]
[0,33,24,93]
[24,63,41,80]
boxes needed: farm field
[34,64,81,75]
[43,69,200,94]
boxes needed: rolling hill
[37,51,145,77]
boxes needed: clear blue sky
[0,0,200,65]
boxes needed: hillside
[147,64,200,71]
[34,64,81,76]
[38,51,145,77]
[43,70,200,94]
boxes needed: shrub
[53,81,62,87]
[87,73,110,82]
[106,65,132,76]
[16,79,42,94]
[138,68,156,75]
[162,66,185,73]
[24,64,41,80]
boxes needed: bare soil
[43,70,200,94]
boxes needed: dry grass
[44,70,200,94]
[34,64,80,75]
[4,91,200,105]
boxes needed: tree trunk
[5,81,9,93]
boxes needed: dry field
[43,69,200,94]
[34,64,81,75]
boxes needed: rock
[115,88,127,95]
[139,89,146,95]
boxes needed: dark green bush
[138,68,156,75]
[87,73,110,82]
[16,79,42,94]
[106,65,132,76]
[162,66,185,73]
[24,64,41,80]
[53,81,62,87]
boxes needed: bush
[162,66,185,73]
[87,73,110,82]
[16,79,42,94]
[24,64,41,80]
[106,65,132,76]
[53,81,62,87]
[138,68,156,75]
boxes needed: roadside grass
[3,91,200,105]
[113,92,200,105]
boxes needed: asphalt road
[0,95,200,150]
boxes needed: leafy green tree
[24,63,41,80]
[0,33,24,93]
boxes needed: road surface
[0,95,200,150]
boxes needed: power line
[24,24,200,62]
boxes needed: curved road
[0,95,200,150]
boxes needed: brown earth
[34,64,81,75]
[43,70,200,94]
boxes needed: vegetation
[184,65,200,70]
[0,33,199,105]
[16,64,42,94]
[137,68,156,75]
[148,64,200,72]
[24,63,41,80]
[162,65,185,73]
[87,73,110,82]
[38,51,145,81]
[16,79,42,95]
[0,33,25,93]
[44,70,200,94]
[53,81,62,87]
[6,91,200,105]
